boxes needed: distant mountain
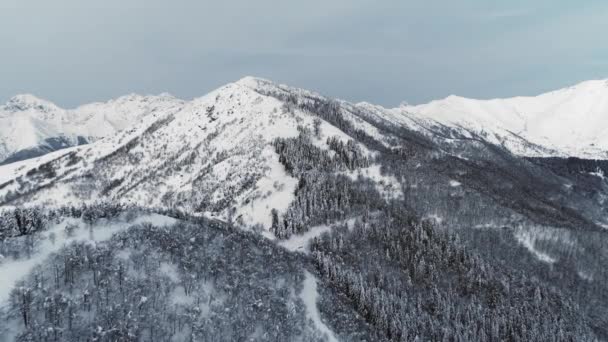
[0,93,184,164]
[400,79,608,158]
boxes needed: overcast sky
[1,0,607,108]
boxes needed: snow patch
[233,147,298,238]
[578,270,593,282]
[425,214,444,225]
[300,272,339,342]
[159,262,181,282]
[514,230,556,264]
[340,164,403,200]
[589,168,605,180]
[449,180,462,187]
[169,286,195,306]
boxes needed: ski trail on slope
[301,271,339,342]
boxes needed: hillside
[0,77,607,341]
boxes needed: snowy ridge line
[400,79,608,159]
[0,92,184,164]
[4,76,608,169]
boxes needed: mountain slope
[0,93,184,164]
[0,77,382,236]
[400,79,608,158]
[1,77,608,233]
[1,77,608,340]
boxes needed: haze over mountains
[1,77,607,341]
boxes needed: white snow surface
[0,93,184,163]
[0,213,177,304]
[449,180,462,187]
[301,271,340,342]
[400,79,608,158]
[233,146,299,238]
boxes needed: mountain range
[2,77,608,168]
[0,77,607,341]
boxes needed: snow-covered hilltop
[400,79,608,159]
[0,93,184,164]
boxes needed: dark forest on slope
[264,90,608,341]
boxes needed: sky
[1,0,607,108]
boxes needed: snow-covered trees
[1,212,373,342]
[310,210,596,341]
[271,130,376,238]
[0,207,46,239]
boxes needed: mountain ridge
[0,92,184,164]
[3,76,608,165]
[399,78,608,158]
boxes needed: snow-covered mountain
[0,93,184,164]
[2,76,608,233]
[400,79,608,158]
[3,78,608,167]
[0,77,391,236]
[2,77,608,341]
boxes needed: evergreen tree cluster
[310,210,596,341]
[272,131,380,239]
[0,203,135,241]
[0,208,46,240]
[1,212,374,342]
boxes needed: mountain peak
[4,94,60,113]
[231,76,280,94]
[107,92,179,104]
[234,76,272,87]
